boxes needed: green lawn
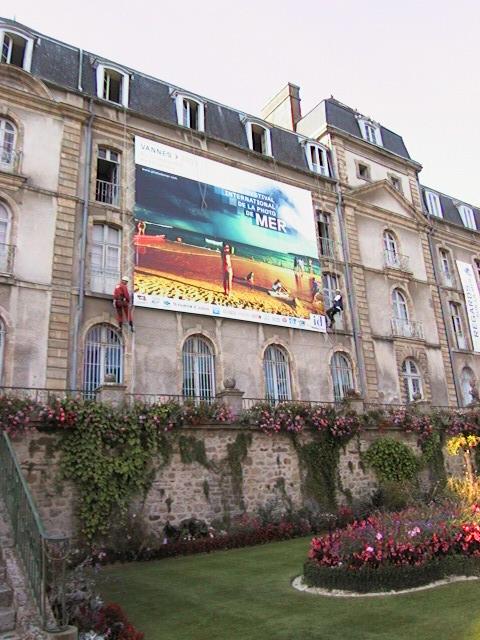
[98,537,480,640]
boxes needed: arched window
[0,202,11,273]
[392,288,409,322]
[0,29,33,71]
[383,230,399,268]
[0,318,6,384]
[244,120,272,156]
[182,335,215,400]
[83,324,123,397]
[0,118,16,170]
[264,344,292,402]
[401,359,423,402]
[331,352,354,402]
[460,367,475,407]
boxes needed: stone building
[0,17,478,406]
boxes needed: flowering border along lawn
[305,503,480,592]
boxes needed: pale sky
[3,0,479,205]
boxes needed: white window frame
[244,119,272,156]
[0,118,16,170]
[460,367,475,407]
[263,344,292,402]
[439,248,453,286]
[182,336,215,400]
[357,118,383,146]
[172,92,205,132]
[305,142,329,176]
[0,28,34,72]
[401,359,423,402]
[425,190,443,218]
[449,301,466,349]
[331,352,354,402]
[83,324,123,397]
[383,230,398,265]
[96,64,129,107]
[458,204,476,230]
[90,224,121,294]
[392,288,409,322]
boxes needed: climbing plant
[363,437,419,482]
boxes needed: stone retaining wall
[10,425,463,540]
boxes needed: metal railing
[0,432,68,631]
[391,318,424,339]
[454,331,467,350]
[441,272,454,288]
[126,393,216,406]
[95,179,120,206]
[0,146,19,172]
[242,397,338,410]
[384,249,409,272]
[0,387,82,403]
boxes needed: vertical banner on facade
[456,261,480,352]
[133,136,326,332]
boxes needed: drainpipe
[330,150,368,399]
[70,99,94,390]
[77,48,83,92]
[421,180,461,407]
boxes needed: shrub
[363,437,419,482]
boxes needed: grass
[98,536,480,640]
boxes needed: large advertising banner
[457,260,480,352]
[133,136,326,332]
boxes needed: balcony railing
[441,272,454,288]
[318,237,335,258]
[0,243,15,275]
[384,249,409,271]
[391,318,424,339]
[95,179,120,206]
[0,146,19,172]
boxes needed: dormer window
[173,93,205,132]
[244,120,272,156]
[305,143,329,176]
[458,204,476,230]
[96,65,129,107]
[0,29,34,72]
[357,118,383,146]
[425,190,442,218]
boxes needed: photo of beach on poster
[133,136,326,332]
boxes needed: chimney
[261,83,302,131]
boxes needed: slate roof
[0,17,318,176]
[297,97,412,161]
[420,185,480,232]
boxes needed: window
[174,94,205,132]
[331,352,354,401]
[317,211,334,257]
[0,318,5,384]
[0,30,33,71]
[305,143,329,176]
[401,359,423,402]
[425,190,443,218]
[263,344,292,402]
[389,175,402,192]
[383,230,399,268]
[458,205,476,230]
[449,302,466,350]
[83,324,123,398]
[182,336,215,400]
[475,259,480,282]
[323,272,343,329]
[392,288,409,322]
[245,121,272,156]
[357,162,371,180]
[91,224,121,294]
[96,148,120,205]
[357,119,383,146]
[0,119,16,170]
[439,249,453,287]
[0,202,12,273]
[460,367,475,407]
[96,65,129,107]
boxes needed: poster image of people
[133,137,326,332]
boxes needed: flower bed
[304,503,480,592]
